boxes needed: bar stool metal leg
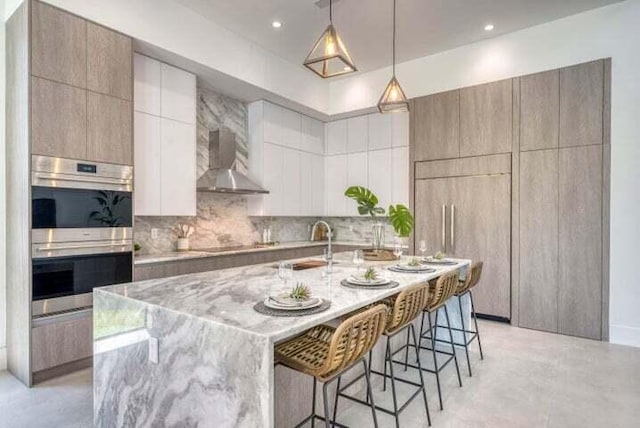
[362,360,380,428]
[427,310,444,410]
[332,376,342,426]
[385,338,402,428]
[458,294,473,376]
[444,305,463,387]
[470,290,484,360]
[410,323,432,426]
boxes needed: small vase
[371,222,385,251]
[176,238,190,252]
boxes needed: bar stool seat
[417,270,463,411]
[338,282,432,428]
[275,304,388,428]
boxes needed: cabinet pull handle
[441,205,447,252]
[450,204,455,252]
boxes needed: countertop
[133,240,369,266]
[100,252,470,342]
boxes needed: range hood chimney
[196,128,269,194]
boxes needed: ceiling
[174,0,622,74]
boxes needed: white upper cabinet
[326,119,347,154]
[160,118,197,216]
[134,112,161,215]
[391,146,409,206]
[134,56,197,216]
[264,102,301,149]
[368,149,393,210]
[160,63,197,124]
[347,116,368,152]
[326,154,348,216]
[134,54,161,116]
[301,115,325,154]
[391,112,409,147]
[368,113,392,150]
[248,101,325,216]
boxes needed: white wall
[1,0,8,370]
[330,0,640,347]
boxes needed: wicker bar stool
[452,261,484,376]
[417,270,463,411]
[275,305,387,428]
[337,282,432,428]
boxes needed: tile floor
[1,320,639,428]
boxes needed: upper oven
[31,155,133,234]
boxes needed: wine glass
[393,243,403,260]
[352,250,364,274]
[419,240,427,258]
[278,262,293,288]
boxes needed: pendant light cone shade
[303,1,357,78]
[378,0,409,113]
[378,75,409,113]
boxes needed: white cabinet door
[161,63,196,124]
[391,146,409,206]
[282,149,301,216]
[347,152,368,216]
[261,143,284,215]
[326,154,348,216]
[368,113,392,150]
[368,149,392,211]
[347,116,368,153]
[301,115,325,154]
[264,102,301,149]
[326,119,347,154]
[134,112,161,215]
[160,118,196,216]
[133,54,161,116]
[391,111,409,147]
[300,152,325,216]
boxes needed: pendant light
[303,0,357,78]
[378,0,409,113]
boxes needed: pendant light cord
[392,0,397,76]
[330,0,333,23]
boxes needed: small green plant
[363,267,379,281]
[434,251,445,260]
[134,243,141,252]
[289,283,311,300]
[345,186,414,238]
[408,258,421,267]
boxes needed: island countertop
[99,252,469,342]
[94,251,470,428]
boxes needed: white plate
[422,257,457,265]
[394,263,433,271]
[264,296,322,311]
[346,276,391,286]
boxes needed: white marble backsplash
[134,87,399,254]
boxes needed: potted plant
[344,186,414,260]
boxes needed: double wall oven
[31,155,134,317]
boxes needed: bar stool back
[454,261,484,376]
[418,270,463,411]
[275,304,387,428]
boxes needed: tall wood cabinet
[411,60,610,334]
[6,0,133,386]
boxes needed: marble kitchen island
[93,252,470,427]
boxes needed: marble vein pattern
[94,252,469,427]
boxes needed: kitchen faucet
[310,220,333,262]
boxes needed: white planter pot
[176,238,190,252]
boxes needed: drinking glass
[419,240,427,258]
[352,250,364,274]
[278,262,293,288]
[393,243,403,260]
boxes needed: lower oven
[32,238,133,317]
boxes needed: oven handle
[34,172,131,186]
[36,242,131,252]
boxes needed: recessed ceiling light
[484,23,494,31]
[272,21,282,29]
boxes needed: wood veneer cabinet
[520,70,559,151]
[412,90,459,161]
[87,21,132,100]
[87,92,132,164]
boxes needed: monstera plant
[345,186,414,250]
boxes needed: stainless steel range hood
[197,129,269,194]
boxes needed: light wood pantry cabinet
[517,59,609,340]
[414,155,512,319]
[133,54,197,216]
[519,69,559,151]
[87,21,132,100]
[87,92,132,165]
